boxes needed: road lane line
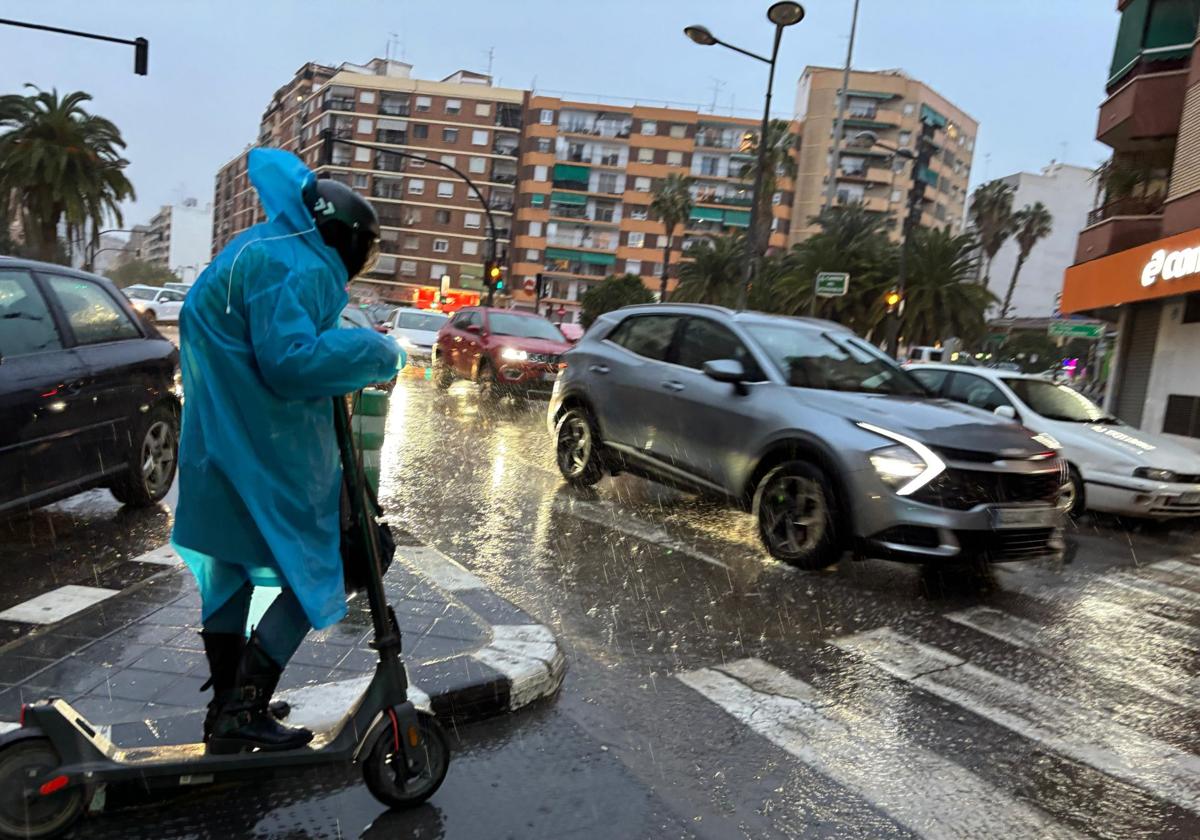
[946,606,1197,708]
[1148,560,1200,591]
[0,585,120,625]
[677,658,1082,839]
[832,627,1200,813]
[556,497,730,569]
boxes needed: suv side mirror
[465,323,482,334]
[994,405,1017,420]
[703,359,750,395]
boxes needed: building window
[359,90,376,104]
[429,263,447,280]
[400,260,417,276]
[408,156,425,168]
[357,118,374,134]
[534,165,548,181]
[475,102,491,117]
[699,156,720,176]
[433,238,449,253]
[461,239,479,256]
[408,179,425,195]
[641,121,657,136]
[535,137,552,153]
[891,189,902,203]
[404,207,422,224]
[525,248,539,261]
[596,172,619,194]
[629,206,648,220]
[1163,395,1200,438]
[416,96,432,112]
[529,221,543,237]
[412,124,428,139]
[437,181,454,198]
[440,154,457,167]
[354,147,371,162]
[472,129,489,146]
[637,147,654,163]
[666,151,684,167]
[435,209,451,224]
[469,156,487,174]
[772,191,782,205]
[404,235,420,250]
[464,212,481,229]
[1183,293,1200,323]
[628,231,645,248]
[669,124,686,139]
[446,98,462,114]
[539,109,555,125]
[443,127,459,143]
[903,103,915,115]
[898,130,911,146]
[530,194,546,208]
[353,174,368,189]
[634,177,651,192]
[625,259,642,275]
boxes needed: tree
[998,202,1053,319]
[900,228,995,347]
[672,233,744,306]
[579,273,654,328]
[105,259,177,289]
[968,180,1015,289]
[0,86,135,262]
[649,173,694,301]
[738,118,797,261]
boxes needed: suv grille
[913,466,1063,510]
[529,353,561,365]
[959,528,1059,561]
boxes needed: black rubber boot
[207,633,313,754]
[200,632,291,743]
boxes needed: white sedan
[909,364,1200,519]
[122,285,186,324]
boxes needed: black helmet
[302,177,381,278]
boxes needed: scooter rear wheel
[0,738,84,839]
[362,711,450,808]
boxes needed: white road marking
[946,606,1197,708]
[556,497,730,569]
[833,627,1200,813]
[0,585,120,625]
[0,721,17,735]
[397,545,485,592]
[275,675,432,733]
[1107,573,1200,607]
[132,544,181,566]
[677,658,1082,839]
[1149,560,1200,590]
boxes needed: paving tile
[72,641,155,669]
[71,695,152,724]
[104,622,185,648]
[129,647,205,675]
[3,632,93,661]
[20,656,111,695]
[96,667,181,702]
[138,606,198,628]
[0,656,54,685]
[149,674,209,709]
[277,664,338,691]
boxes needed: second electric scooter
[0,394,449,839]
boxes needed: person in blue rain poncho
[172,149,404,754]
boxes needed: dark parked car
[433,307,571,400]
[0,257,181,515]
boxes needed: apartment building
[1062,0,1200,447]
[142,199,213,281]
[211,59,523,306]
[792,67,977,242]
[510,97,794,322]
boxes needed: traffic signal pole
[885,120,936,357]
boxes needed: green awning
[581,251,616,266]
[843,118,893,131]
[846,89,898,100]
[1109,0,1150,83]
[553,163,590,181]
[545,247,581,262]
[690,206,724,221]
[916,166,938,188]
[920,104,948,129]
[550,191,586,205]
[723,209,751,227]
[544,246,615,266]
[530,194,546,207]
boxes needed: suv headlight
[501,347,528,361]
[857,422,946,496]
[1134,467,1177,482]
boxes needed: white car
[910,364,1200,519]
[388,309,448,367]
[122,285,186,324]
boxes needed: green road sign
[815,272,849,297]
[1048,321,1104,339]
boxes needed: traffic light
[904,120,938,234]
[134,37,149,76]
[535,272,545,301]
[487,262,504,291]
[885,290,902,313]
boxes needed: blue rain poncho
[172,148,399,630]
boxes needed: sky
[1,0,1118,228]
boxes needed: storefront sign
[1141,244,1200,287]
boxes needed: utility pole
[885,119,937,357]
[821,0,861,214]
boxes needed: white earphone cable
[225,222,317,314]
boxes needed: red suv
[433,307,572,400]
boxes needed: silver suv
[548,305,1066,569]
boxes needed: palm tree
[999,202,1053,319]
[672,233,743,306]
[0,86,135,262]
[738,118,797,260]
[901,228,995,346]
[968,180,1015,289]
[648,173,694,301]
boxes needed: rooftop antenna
[708,78,725,113]
[485,46,494,77]
[385,32,399,62]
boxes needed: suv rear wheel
[555,407,603,486]
[753,460,839,569]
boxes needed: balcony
[1096,69,1187,149]
[693,190,753,207]
[379,98,410,117]
[546,233,619,251]
[495,105,523,129]
[1074,196,1164,263]
[375,155,404,173]
[376,129,407,145]
[323,96,356,112]
[372,179,405,200]
[543,261,610,278]
[491,170,517,185]
[492,143,520,157]
[488,196,515,211]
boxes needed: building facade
[985,163,1096,318]
[791,67,977,243]
[509,98,794,322]
[143,199,213,281]
[1062,0,1200,449]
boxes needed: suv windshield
[488,312,565,342]
[1003,377,1117,423]
[396,310,447,331]
[746,324,927,396]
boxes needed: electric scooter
[0,395,450,839]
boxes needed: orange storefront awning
[1062,226,1200,314]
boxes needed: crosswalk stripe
[677,658,1083,839]
[0,585,120,625]
[1148,560,1200,591]
[946,606,1197,709]
[832,627,1200,814]
[1106,572,1200,607]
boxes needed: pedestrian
[172,148,404,753]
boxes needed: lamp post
[684,2,805,310]
[84,228,139,272]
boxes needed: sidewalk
[0,534,565,747]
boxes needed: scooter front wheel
[362,710,450,808]
[0,737,84,839]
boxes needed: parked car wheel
[555,407,604,487]
[433,355,453,390]
[477,361,502,403]
[1062,465,1086,518]
[110,403,178,507]
[753,460,839,569]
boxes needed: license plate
[990,506,1060,529]
[1180,492,1200,504]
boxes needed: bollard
[351,387,389,493]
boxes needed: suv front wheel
[753,460,839,569]
[555,407,604,486]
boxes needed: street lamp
[684,2,805,310]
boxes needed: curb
[0,541,566,744]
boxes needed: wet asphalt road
[4,373,1200,838]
